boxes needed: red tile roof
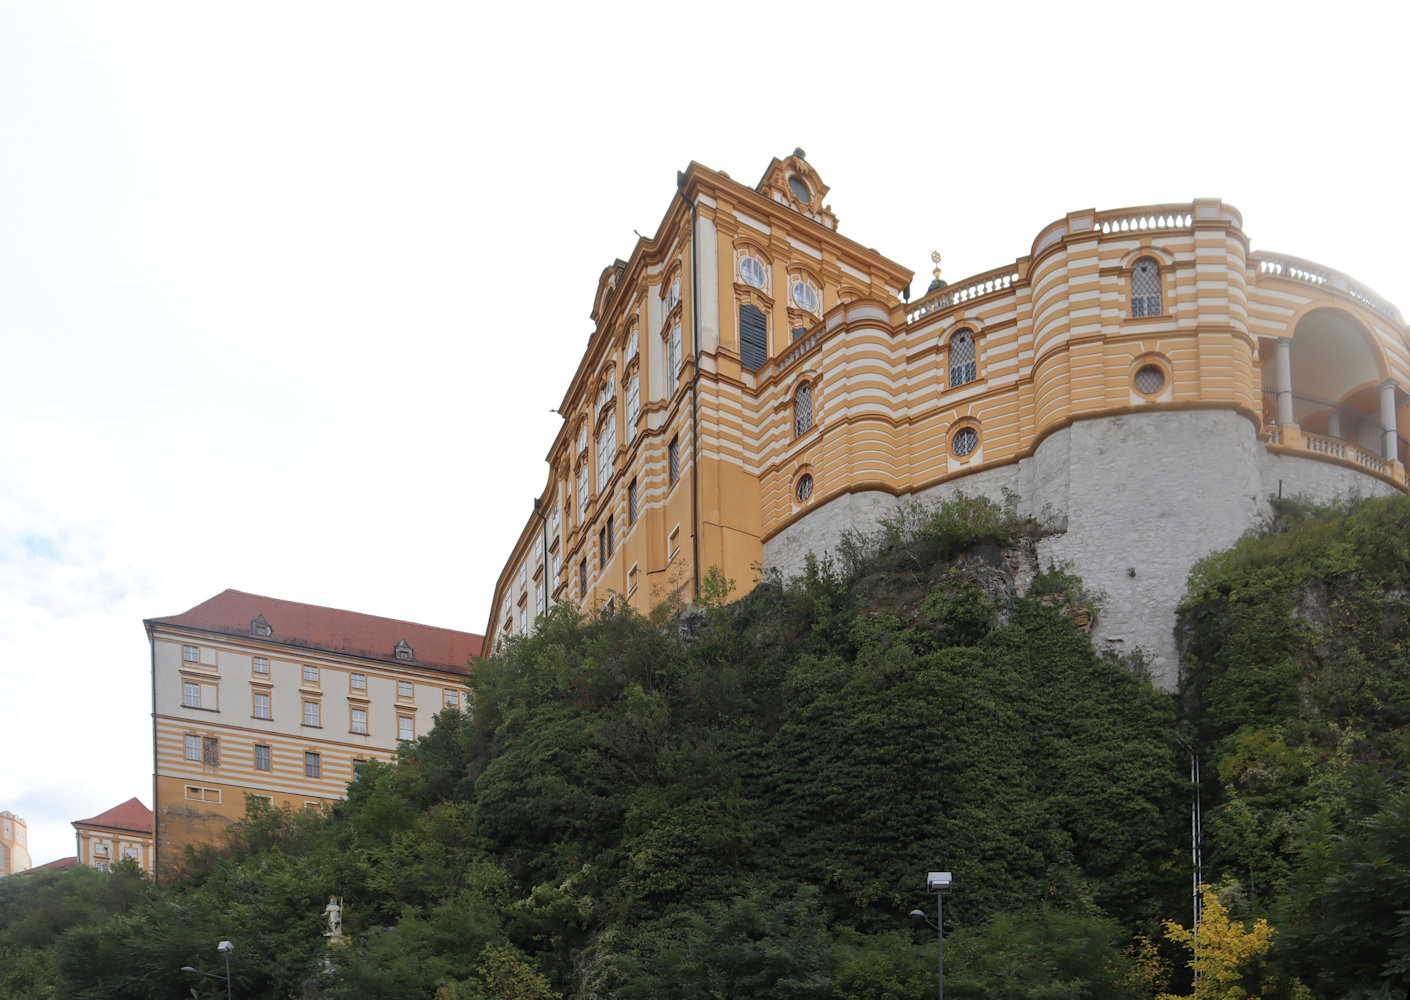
[73,797,153,835]
[147,589,483,676]
[25,856,78,873]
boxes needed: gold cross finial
[931,250,943,281]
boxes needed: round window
[795,473,814,502]
[740,256,767,289]
[788,175,810,203]
[952,427,979,457]
[792,279,819,312]
[1134,364,1166,394]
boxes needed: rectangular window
[304,752,321,778]
[626,372,640,441]
[398,716,415,741]
[578,464,589,519]
[253,692,270,720]
[607,515,614,556]
[518,606,527,634]
[598,418,617,491]
[628,478,638,524]
[580,559,588,599]
[443,689,459,708]
[628,563,639,596]
[599,527,607,565]
[397,680,413,699]
[352,759,368,781]
[669,525,681,561]
[350,672,366,691]
[669,435,680,485]
[253,656,269,674]
[184,786,204,801]
[739,304,767,372]
[254,744,271,771]
[577,423,588,455]
[122,846,138,861]
[182,644,199,662]
[202,736,219,767]
[535,579,545,616]
[303,700,320,727]
[626,326,639,361]
[351,707,368,734]
[302,664,319,684]
[667,325,682,396]
[184,735,200,761]
[183,682,200,709]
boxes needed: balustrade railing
[1260,387,1406,478]
[906,264,1022,323]
[1093,208,1194,234]
[1256,253,1401,321]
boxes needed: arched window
[948,330,977,388]
[794,381,814,436]
[1131,258,1162,317]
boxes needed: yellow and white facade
[147,590,482,874]
[487,153,1410,688]
[72,798,154,874]
[1,811,32,876]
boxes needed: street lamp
[909,871,951,1000]
[181,940,233,1000]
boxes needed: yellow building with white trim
[487,152,1409,687]
[147,590,481,874]
[1,811,32,876]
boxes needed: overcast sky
[2,1,1406,866]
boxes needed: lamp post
[181,939,233,1000]
[909,871,951,1000]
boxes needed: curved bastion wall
[763,409,1400,690]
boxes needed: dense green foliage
[1179,494,1410,997]
[10,492,1410,998]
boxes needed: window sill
[301,723,323,729]
[182,705,219,713]
[251,715,273,722]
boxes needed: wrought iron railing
[1260,387,1409,473]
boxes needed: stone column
[1275,338,1295,426]
[1380,379,1398,461]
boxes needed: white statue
[323,896,342,937]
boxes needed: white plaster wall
[1256,450,1399,509]
[763,409,1401,692]
[1035,411,1263,690]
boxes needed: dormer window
[250,614,272,638]
[394,639,413,662]
[740,255,768,290]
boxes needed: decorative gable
[755,149,837,231]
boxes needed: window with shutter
[740,304,767,372]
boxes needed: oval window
[788,175,810,202]
[1134,364,1165,394]
[795,473,814,502]
[740,255,767,289]
[792,279,819,313]
[952,427,979,457]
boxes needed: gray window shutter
[740,304,767,372]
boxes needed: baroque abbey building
[486,151,1409,688]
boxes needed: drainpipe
[679,175,702,598]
